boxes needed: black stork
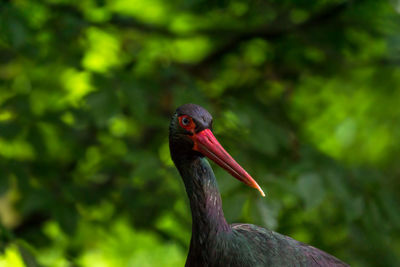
[169,103,349,267]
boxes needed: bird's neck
[175,155,230,241]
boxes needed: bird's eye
[179,115,194,130]
[182,117,190,126]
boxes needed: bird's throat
[175,156,230,240]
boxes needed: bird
[169,103,349,267]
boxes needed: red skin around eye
[179,115,195,132]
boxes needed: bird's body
[169,104,348,267]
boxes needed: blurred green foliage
[1,0,400,266]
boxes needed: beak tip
[256,186,266,197]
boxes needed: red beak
[190,129,265,197]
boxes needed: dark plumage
[169,104,349,267]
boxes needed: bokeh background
[1,0,400,266]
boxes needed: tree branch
[191,1,350,69]
[46,1,352,71]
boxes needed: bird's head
[169,103,265,197]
